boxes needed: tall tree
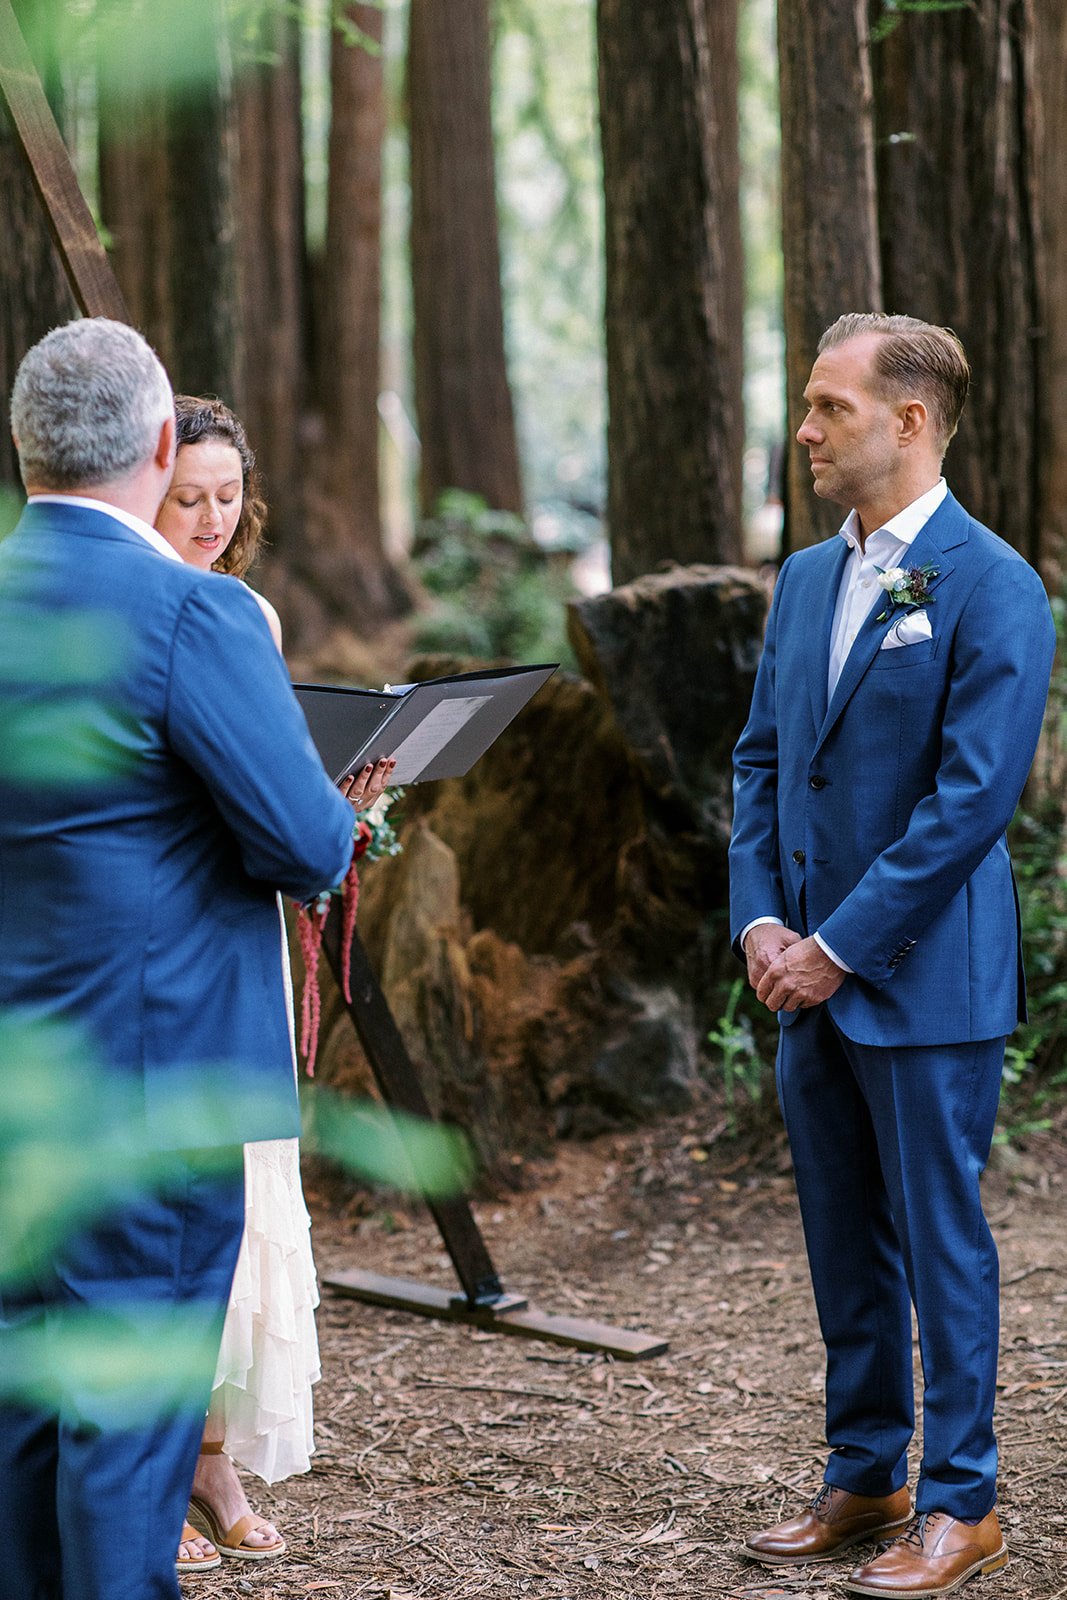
[0,0,76,494]
[161,0,241,403]
[1032,0,1067,578]
[408,0,523,517]
[98,90,173,370]
[778,0,881,549]
[234,4,307,565]
[597,0,744,584]
[871,0,1041,564]
[311,2,408,621]
[98,0,240,402]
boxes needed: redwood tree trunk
[779,0,881,549]
[0,0,75,494]
[597,0,745,583]
[161,0,241,403]
[409,0,523,516]
[98,90,174,371]
[234,5,307,567]
[312,2,408,622]
[872,0,1041,563]
[1032,0,1066,579]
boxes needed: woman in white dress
[155,397,390,1572]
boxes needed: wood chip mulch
[184,1109,1067,1600]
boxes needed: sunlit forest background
[2,0,1066,1152]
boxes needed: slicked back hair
[818,312,970,456]
[11,318,173,491]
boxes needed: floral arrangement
[875,562,939,622]
[296,789,404,1074]
[359,789,404,862]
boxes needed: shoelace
[810,1484,838,1517]
[899,1512,941,1550]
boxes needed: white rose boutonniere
[875,562,939,622]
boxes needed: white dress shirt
[740,478,947,974]
[826,478,946,698]
[28,493,181,562]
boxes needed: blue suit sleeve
[728,559,790,958]
[165,578,355,901]
[818,558,1055,984]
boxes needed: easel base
[324,1269,669,1360]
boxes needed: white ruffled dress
[210,902,320,1483]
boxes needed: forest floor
[184,1100,1067,1600]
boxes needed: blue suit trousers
[777,1008,1003,1519]
[0,1157,245,1600]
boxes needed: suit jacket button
[809,775,826,790]
[792,849,805,864]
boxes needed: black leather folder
[293,663,558,785]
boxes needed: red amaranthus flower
[295,820,372,1075]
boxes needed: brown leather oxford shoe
[743,1483,913,1566]
[843,1509,1007,1595]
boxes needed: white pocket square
[880,609,933,650]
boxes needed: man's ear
[155,412,176,474]
[898,399,928,447]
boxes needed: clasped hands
[743,924,845,1013]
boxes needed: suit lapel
[811,491,967,759]
[806,536,850,735]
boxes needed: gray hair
[11,318,174,490]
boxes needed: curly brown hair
[172,395,268,578]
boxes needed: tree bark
[0,0,76,494]
[871,0,1041,563]
[161,0,241,403]
[98,87,174,371]
[778,0,881,549]
[596,0,744,584]
[312,2,408,622]
[1032,0,1067,579]
[409,0,523,517]
[234,5,307,566]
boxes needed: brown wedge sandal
[187,1441,287,1562]
[176,1522,221,1572]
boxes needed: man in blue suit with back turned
[730,314,1055,1597]
[0,318,386,1599]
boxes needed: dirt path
[186,1111,1067,1600]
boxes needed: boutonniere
[875,562,939,622]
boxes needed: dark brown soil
[184,1107,1067,1600]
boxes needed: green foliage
[411,491,577,667]
[0,608,141,787]
[870,0,973,44]
[0,1021,474,1420]
[707,977,773,1135]
[300,1084,476,1198]
[1003,591,1067,1117]
[1,1303,228,1426]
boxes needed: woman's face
[156,439,244,569]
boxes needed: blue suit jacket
[0,502,355,1144]
[729,491,1056,1046]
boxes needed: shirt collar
[28,493,182,563]
[837,478,948,555]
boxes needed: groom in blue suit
[0,319,375,1599]
[730,314,1055,1597]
